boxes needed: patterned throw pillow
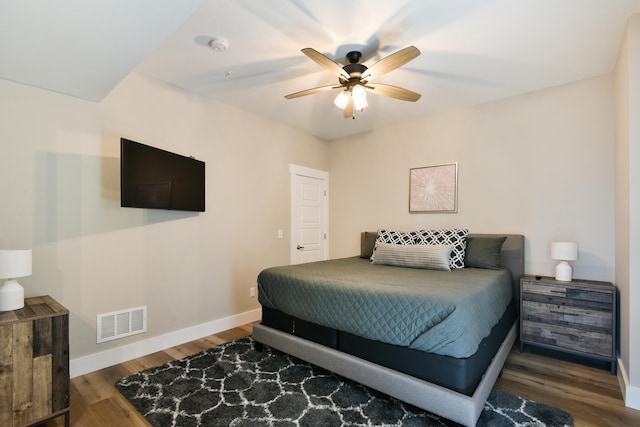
[376,229,419,245]
[416,229,469,269]
[373,229,419,261]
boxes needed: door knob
[296,245,304,250]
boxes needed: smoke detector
[208,37,229,52]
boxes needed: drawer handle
[549,290,566,295]
[551,331,574,339]
[549,310,578,316]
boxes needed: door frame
[290,164,329,264]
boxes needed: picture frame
[409,163,458,213]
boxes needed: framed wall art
[409,163,458,213]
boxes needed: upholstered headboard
[360,231,525,310]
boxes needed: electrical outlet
[249,287,256,298]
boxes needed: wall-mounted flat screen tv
[120,138,205,212]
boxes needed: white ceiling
[3,0,640,141]
[0,0,207,101]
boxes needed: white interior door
[290,165,328,264]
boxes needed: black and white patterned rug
[116,337,573,427]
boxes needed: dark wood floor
[40,323,640,427]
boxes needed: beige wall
[0,73,328,360]
[614,12,640,406]
[329,75,615,282]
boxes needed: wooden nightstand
[520,275,616,374]
[0,296,70,427]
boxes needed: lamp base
[0,279,25,311]
[555,261,573,282]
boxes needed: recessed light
[208,37,229,52]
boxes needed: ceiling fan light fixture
[334,91,349,109]
[285,45,420,118]
[352,85,368,111]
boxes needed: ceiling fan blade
[361,46,420,81]
[343,96,355,118]
[302,48,350,80]
[367,83,421,102]
[284,84,338,99]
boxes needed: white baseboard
[617,358,640,410]
[626,385,640,410]
[70,308,261,378]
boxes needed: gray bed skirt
[253,321,517,427]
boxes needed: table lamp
[551,242,578,281]
[0,249,32,311]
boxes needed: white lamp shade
[0,250,31,311]
[352,85,368,110]
[0,250,32,279]
[551,242,578,261]
[334,91,349,109]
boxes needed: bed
[252,232,524,426]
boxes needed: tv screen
[120,138,205,212]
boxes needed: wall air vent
[97,306,147,343]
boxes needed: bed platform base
[253,321,517,427]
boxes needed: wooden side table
[0,295,70,427]
[520,275,616,374]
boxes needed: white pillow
[371,242,453,271]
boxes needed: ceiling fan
[285,46,422,119]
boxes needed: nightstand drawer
[522,300,613,331]
[522,281,613,310]
[522,320,613,358]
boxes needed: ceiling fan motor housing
[341,63,368,85]
[346,51,362,63]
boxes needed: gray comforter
[257,256,513,358]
